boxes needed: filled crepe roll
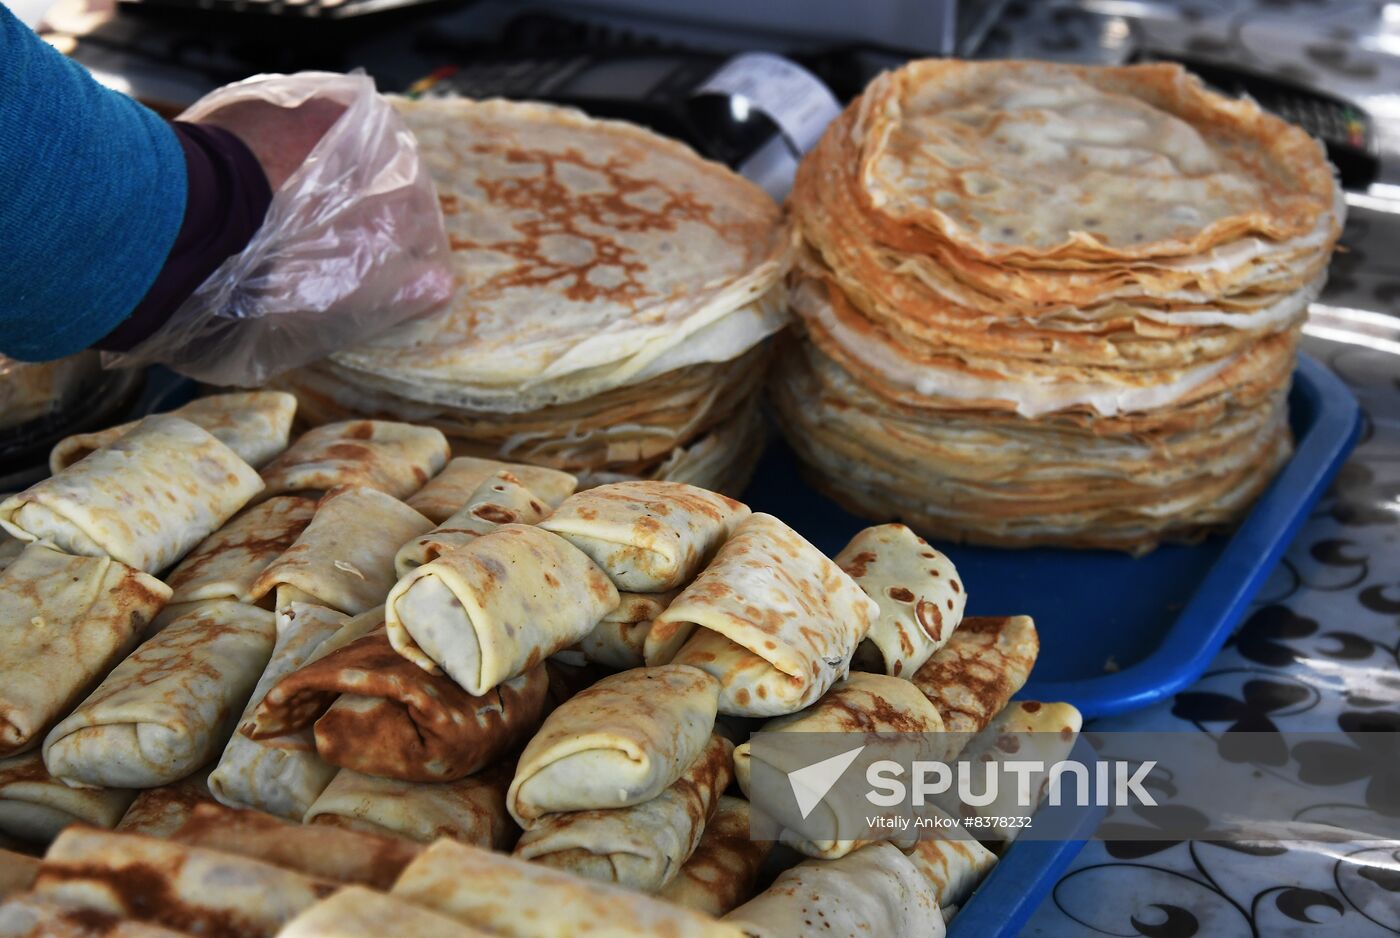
[246,621,549,783]
[836,524,966,678]
[395,471,554,576]
[407,457,578,525]
[305,763,517,850]
[32,828,334,938]
[509,665,719,826]
[0,545,170,757]
[902,813,998,921]
[0,893,194,937]
[49,391,297,474]
[0,416,264,573]
[579,591,679,669]
[258,420,450,500]
[113,770,215,837]
[513,734,733,892]
[392,839,745,938]
[647,513,877,716]
[0,752,134,845]
[163,496,316,606]
[724,842,945,938]
[934,701,1083,848]
[659,796,773,917]
[43,602,276,789]
[248,486,433,615]
[386,524,620,696]
[911,615,1039,739]
[539,481,750,592]
[168,802,421,889]
[207,603,348,819]
[733,672,946,860]
[279,887,493,938]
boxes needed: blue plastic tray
[745,354,1361,720]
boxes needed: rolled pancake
[279,887,493,938]
[49,391,297,473]
[32,827,334,938]
[647,513,877,716]
[934,701,1083,847]
[539,481,750,591]
[910,615,1039,739]
[509,665,719,826]
[395,471,554,576]
[0,894,193,938]
[0,545,170,757]
[0,752,134,845]
[0,849,39,899]
[734,672,946,859]
[836,524,966,677]
[901,811,997,913]
[163,496,316,606]
[43,601,276,789]
[659,796,773,917]
[580,591,678,669]
[405,457,577,525]
[248,487,433,615]
[392,838,744,938]
[113,771,215,838]
[246,623,549,783]
[0,416,264,573]
[207,603,348,819]
[258,420,450,500]
[513,734,733,892]
[386,524,619,695]
[168,802,421,889]
[305,763,516,850]
[723,842,945,938]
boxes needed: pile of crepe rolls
[272,96,793,495]
[0,392,1080,937]
[774,60,1344,552]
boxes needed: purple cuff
[96,121,272,352]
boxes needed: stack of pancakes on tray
[276,97,792,495]
[773,60,1344,553]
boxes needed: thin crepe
[164,496,316,606]
[113,771,215,838]
[395,471,554,576]
[32,827,333,938]
[49,391,296,473]
[386,524,619,695]
[247,622,549,782]
[513,733,733,892]
[650,513,877,716]
[305,763,517,849]
[0,894,193,938]
[248,486,433,615]
[0,545,170,757]
[258,420,449,500]
[658,796,773,917]
[42,601,275,789]
[207,603,348,819]
[392,838,744,937]
[539,481,750,591]
[279,887,493,938]
[901,812,998,914]
[0,416,263,573]
[0,752,134,845]
[910,615,1040,739]
[508,665,719,826]
[406,457,577,524]
[836,524,965,677]
[579,591,678,669]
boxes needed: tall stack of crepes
[774,61,1344,552]
[274,97,792,495]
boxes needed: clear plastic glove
[103,71,453,388]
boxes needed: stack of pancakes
[277,98,791,494]
[773,60,1343,552]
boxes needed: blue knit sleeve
[0,4,186,361]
